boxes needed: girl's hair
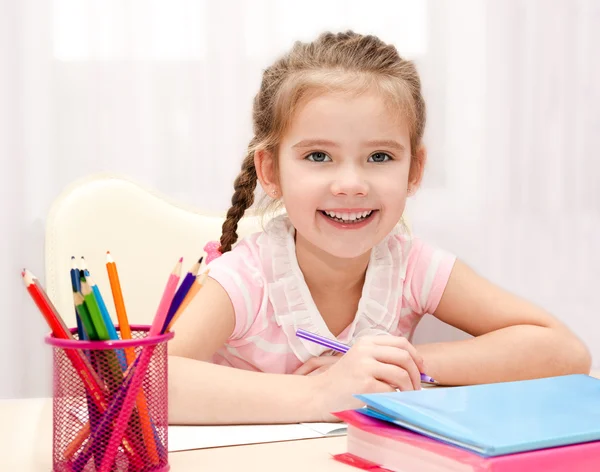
[219,30,426,253]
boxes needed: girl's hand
[293,353,342,376]
[309,335,425,420]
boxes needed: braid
[219,151,257,253]
[217,30,427,255]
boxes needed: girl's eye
[368,152,392,163]
[305,152,331,163]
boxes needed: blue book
[355,374,600,457]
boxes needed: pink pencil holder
[45,325,174,472]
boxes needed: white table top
[0,397,352,472]
[4,371,598,471]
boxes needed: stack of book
[333,374,600,471]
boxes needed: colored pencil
[69,258,98,461]
[82,259,128,371]
[74,258,160,465]
[164,269,209,333]
[21,269,146,463]
[22,270,142,464]
[100,256,183,471]
[79,275,110,340]
[81,258,119,340]
[150,257,183,336]
[72,292,98,340]
[105,251,133,347]
[71,257,87,341]
[100,253,160,464]
[161,257,203,332]
[295,328,438,385]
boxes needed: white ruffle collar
[258,215,409,362]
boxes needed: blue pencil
[70,257,87,341]
[81,257,127,371]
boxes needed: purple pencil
[161,257,203,332]
[295,328,438,385]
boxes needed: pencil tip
[179,257,183,262]
[198,256,204,264]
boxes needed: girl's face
[276,89,420,260]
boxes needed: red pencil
[21,269,143,463]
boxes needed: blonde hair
[219,30,426,253]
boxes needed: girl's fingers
[372,362,416,392]
[372,345,422,390]
[370,335,425,371]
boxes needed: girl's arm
[416,260,591,386]
[168,278,424,424]
[168,278,321,424]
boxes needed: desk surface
[0,397,352,472]
[5,371,599,471]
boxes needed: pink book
[333,410,600,472]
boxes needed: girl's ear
[408,145,427,195]
[254,149,280,197]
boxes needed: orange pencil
[105,252,132,345]
[165,269,209,332]
[105,251,160,466]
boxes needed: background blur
[1,0,599,398]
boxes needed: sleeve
[206,239,266,340]
[403,237,457,316]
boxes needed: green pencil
[80,276,110,340]
[73,292,98,340]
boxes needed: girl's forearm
[417,325,591,386]
[168,355,324,425]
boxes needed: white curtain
[2,0,598,398]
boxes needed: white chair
[45,174,263,328]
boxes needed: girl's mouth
[319,209,376,224]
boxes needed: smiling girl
[168,31,590,425]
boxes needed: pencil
[72,293,150,468]
[71,257,87,341]
[149,257,183,336]
[161,257,203,332]
[79,275,110,340]
[164,269,209,333]
[105,251,133,346]
[82,259,128,370]
[295,328,438,385]
[23,270,146,467]
[72,292,98,340]
[103,253,160,465]
[101,257,183,471]
[81,258,120,341]
[69,258,98,462]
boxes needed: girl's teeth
[323,210,373,222]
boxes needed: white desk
[5,371,598,471]
[0,397,352,471]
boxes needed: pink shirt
[208,215,456,374]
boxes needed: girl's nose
[330,166,369,196]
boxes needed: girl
[168,31,590,425]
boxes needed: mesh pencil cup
[46,325,174,472]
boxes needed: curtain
[1,0,598,398]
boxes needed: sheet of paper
[300,422,348,436]
[168,422,347,452]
